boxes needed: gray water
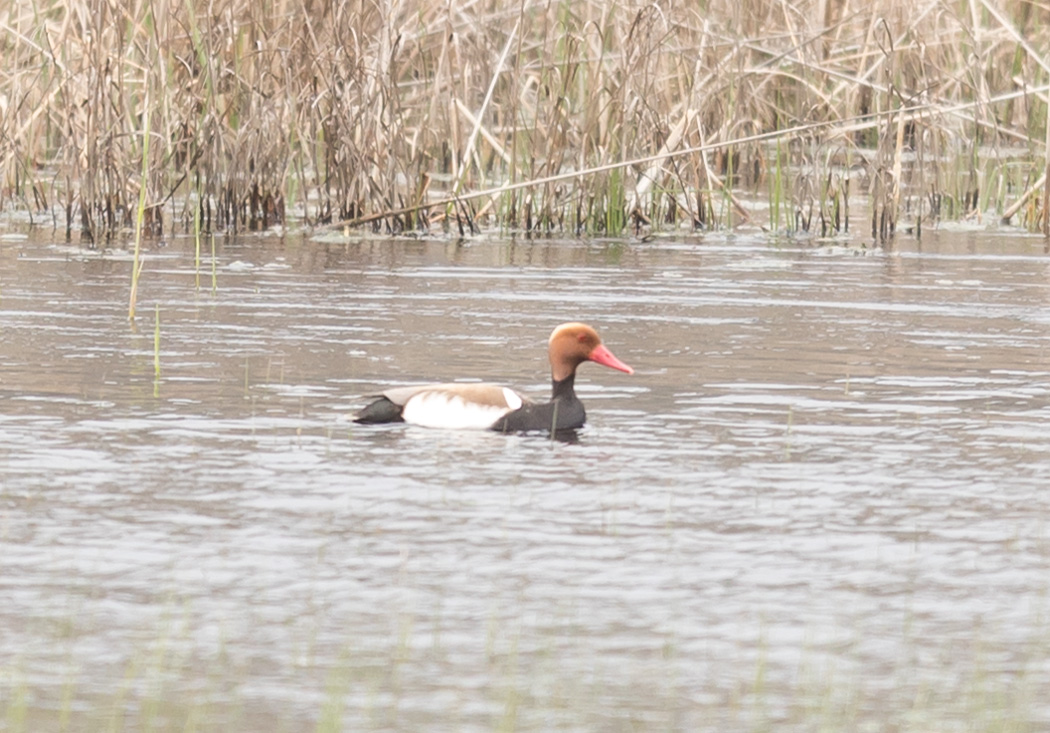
[3,224,1050,731]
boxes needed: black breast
[490,376,585,433]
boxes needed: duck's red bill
[588,344,634,374]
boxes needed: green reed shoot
[724,145,736,230]
[153,304,161,378]
[606,168,625,234]
[771,138,785,233]
[153,304,161,398]
[129,89,151,321]
[194,188,202,292]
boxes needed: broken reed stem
[1002,171,1046,224]
[452,18,519,198]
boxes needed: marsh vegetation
[2,0,1049,240]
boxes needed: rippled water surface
[4,226,1050,731]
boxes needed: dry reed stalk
[1043,102,1050,234]
[1,0,1049,238]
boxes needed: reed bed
[1,0,1048,239]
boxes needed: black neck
[551,373,576,401]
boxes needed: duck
[354,322,633,432]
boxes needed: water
[3,225,1050,731]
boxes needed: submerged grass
[3,600,1048,732]
[1,0,1049,239]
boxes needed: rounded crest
[547,322,631,381]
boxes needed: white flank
[501,387,523,410]
[402,391,513,429]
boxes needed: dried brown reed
[1,0,1048,239]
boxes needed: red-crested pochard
[354,322,633,432]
